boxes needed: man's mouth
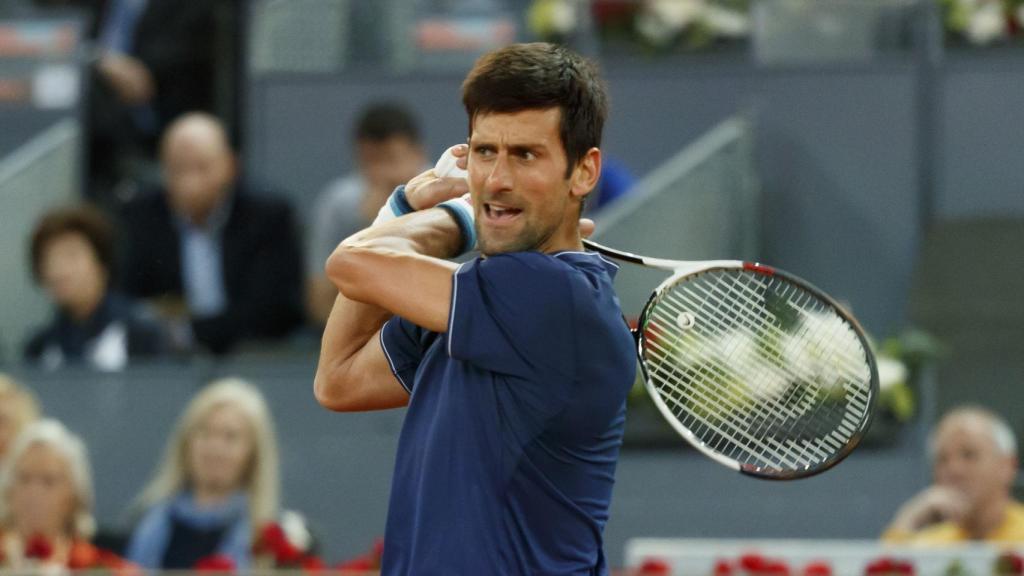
[483,202,523,223]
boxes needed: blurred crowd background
[0,0,1022,573]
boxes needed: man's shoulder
[999,500,1024,537]
[473,250,609,278]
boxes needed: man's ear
[570,147,602,201]
[1003,455,1019,487]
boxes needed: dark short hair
[354,102,421,144]
[29,204,115,283]
[461,42,608,178]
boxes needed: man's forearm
[319,207,463,369]
[339,206,465,263]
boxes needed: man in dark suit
[82,0,227,198]
[121,113,303,355]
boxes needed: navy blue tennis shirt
[379,250,636,575]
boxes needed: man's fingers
[579,218,596,239]
[453,144,469,170]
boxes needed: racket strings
[663,284,848,431]
[644,341,812,468]
[661,277,865,460]
[645,309,827,468]
[642,269,874,472]
[655,270,864,467]
[645,313,826,468]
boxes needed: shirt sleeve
[446,252,576,378]
[380,317,430,394]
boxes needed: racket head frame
[633,261,880,480]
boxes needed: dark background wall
[244,52,1024,337]
[245,60,924,338]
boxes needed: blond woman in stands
[0,419,128,570]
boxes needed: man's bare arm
[313,207,463,412]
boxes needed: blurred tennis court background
[2,0,1024,572]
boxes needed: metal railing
[0,118,80,362]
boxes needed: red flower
[24,534,54,560]
[741,553,766,572]
[67,541,100,569]
[865,557,914,576]
[996,552,1024,575]
[194,554,236,572]
[714,559,734,576]
[639,557,672,575]
[301,556,326,573]
[592,0,639,25]
[804,561,832,576]
[737,553,790,575]
[256,522,303,565]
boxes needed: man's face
[933,417,1016,513]
[162,129,235,224]
[357,136,425,194]
[468,108,578,255]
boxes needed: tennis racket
[583,239,878,480]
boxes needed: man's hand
[405,145,469,211]
[98,52,155,105]
[888,486,969,533]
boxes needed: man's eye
[474,147,493,157]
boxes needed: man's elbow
[313,366,359,412]
[325,244,372,302]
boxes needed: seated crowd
[0,374,357,572]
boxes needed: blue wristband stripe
[437,200,477,256]
[388,185,415,216]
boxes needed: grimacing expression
[6,443,78,538]
[933,417,1016,512]
[468,108,578,255]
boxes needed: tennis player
[314,43,636,575]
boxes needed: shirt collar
[175,191,233,234]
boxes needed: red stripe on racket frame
[742,262,776,276]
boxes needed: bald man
[121,113,304,355]
[883,406,1024,543]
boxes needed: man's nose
[484,153,513,193]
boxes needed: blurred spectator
[307,102,427,325]
[121,113,304,355]
[25,204,165,371]
[0,375,40,463]
[882,406,1024,543]
[84,0,227,200]
[0,419,128,570]
[125,378,298,570]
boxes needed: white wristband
[436,195,476,255]
[372,186,415,226]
